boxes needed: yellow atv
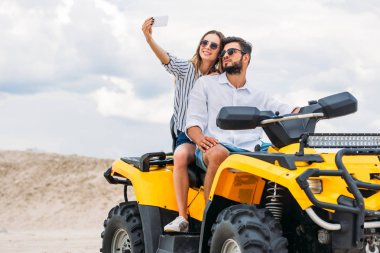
[101,92,380,253]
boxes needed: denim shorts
[175,131,195,150]
[195,142,271,171]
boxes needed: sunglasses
[220,48,246,58]
[199,40,219,50]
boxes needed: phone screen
[153,16,168,27]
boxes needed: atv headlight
[307,179,322,194]
[306,134,380,148]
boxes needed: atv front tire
[209,204,288,253]
[101,202,144,253]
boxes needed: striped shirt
[163,53,200,134]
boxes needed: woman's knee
[174,144,195,165]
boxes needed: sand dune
[0,150,127,253]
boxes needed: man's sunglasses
[199,40,219,50]
[220,48,246,58]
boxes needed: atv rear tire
[209,204,288,253]
[101,202,144,253]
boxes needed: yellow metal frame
[110,143,380,222]
[111,159,206,221]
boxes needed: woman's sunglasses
[199,40,219,50]
[220,48,246,58]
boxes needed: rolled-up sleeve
[185,77,208,136]
[163,53,190,80]
[261,91,294,115]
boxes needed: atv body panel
[102,92,380,253]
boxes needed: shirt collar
[218,72,252,93]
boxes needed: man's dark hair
[222,36,252,62]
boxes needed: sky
[0,0,379,159]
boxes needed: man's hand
[187,126,218,152]
[195,136,219,153]
[292,107,300,113]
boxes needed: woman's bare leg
[173,143,196,219]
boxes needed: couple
[142,17,299,233]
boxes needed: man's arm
[185,78,218,152]
[187,126,218,153]
[260,91,299,115]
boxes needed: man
[186,36,299,202]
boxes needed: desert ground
[0,149,128,253]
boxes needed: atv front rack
[296,148,380,248]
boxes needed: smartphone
[152,16,168,27]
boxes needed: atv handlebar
[216,92,358,148]
[260,112,324,125]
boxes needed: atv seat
[120,115,204,187]
[187,163,205,188]
[121,153,205,189]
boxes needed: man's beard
[224,58,243,74]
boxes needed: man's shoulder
[201,73,222,80]
[197,73,224,86]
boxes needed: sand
[0,149,127,253]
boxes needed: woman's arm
[141,17,170,65]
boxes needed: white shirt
[185,72,294,151]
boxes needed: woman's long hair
[191,30,225,78]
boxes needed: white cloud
[0,91,172,158]
[56,0,73,24]
[92,76,173,123]
[1,0,380,157]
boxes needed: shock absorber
[365,236,379,253]
[265,181,284,220]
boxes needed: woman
[142,17,224,232]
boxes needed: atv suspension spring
[265,181,284,220]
